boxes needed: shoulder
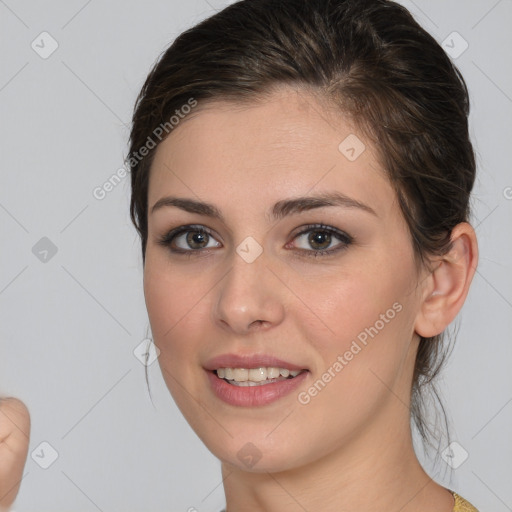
[451,491,480,512]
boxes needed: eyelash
[157,223,353,259]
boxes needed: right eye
[157,225,222,254]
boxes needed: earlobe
[414,222,478,338]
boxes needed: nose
[212,247,286,336]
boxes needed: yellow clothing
[451,490,480,511]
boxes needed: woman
[135,0,479,510]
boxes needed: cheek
[143,264,198,389]
[143,255,202,340]
[301,261,409,350]
[298,251,417,410]
[143,262,208,407]
[143,256,216,373]
[292,279,414,450]
[143,267,177,341]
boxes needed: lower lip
[206,370,309,407]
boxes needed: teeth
[234,368,249,382]
[215,366,303,383]
[267,367,280,379]
[249,368,267,382]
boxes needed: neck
[221,409,454,512]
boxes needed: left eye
[289,224,352,256]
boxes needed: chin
[201,433,310,474]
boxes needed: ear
[414,222,478,338]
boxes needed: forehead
[148,87,396,220]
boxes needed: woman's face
[144,86,427,472]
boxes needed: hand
[0,398,30,511]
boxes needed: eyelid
[291,223,352,243]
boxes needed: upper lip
[203,353,308,372]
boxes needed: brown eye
[158,225,221,253]
[291,224,353,257]
[185,230,210,249]
[307,230,332,251]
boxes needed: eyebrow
[150,192,377,221]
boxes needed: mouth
[205,366,309,407]
[214,366,307,387]
[203,353,310,406]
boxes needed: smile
[216,366,304,386]
[206,368,309,406]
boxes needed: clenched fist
[0,398,30,511]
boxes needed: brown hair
[128,0,476,457]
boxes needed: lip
[203,353,310,407]
[203,353,308,372]
[206,369,309,407]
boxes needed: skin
[0,397,30,511]
[144,85,478,511]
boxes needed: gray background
[0,0,510,510]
